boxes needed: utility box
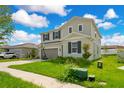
[97,61,103,69]
[70,68,88,80]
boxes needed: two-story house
[40,16,102,60]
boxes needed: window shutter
[79,25,82,31]
[68,42,71,54]
[78,41,81,53]
[58,30,61,39]
[43,34,45,41]
[48,33,49,40]
[53,32,55,40]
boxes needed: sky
[9,5,124,46]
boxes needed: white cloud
[104,8,119,19]
[83,14,103,24]
[20,5,71,16]
[10,30,40,45]
[12,9,49,28]
[102,33,124,46]
[117,20,124,26]
[98,22,115,30]
[54,21,67,29]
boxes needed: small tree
[25,48,38,59]
[31,48,38,59]
[82,43,91,59]
[0,6,14,45]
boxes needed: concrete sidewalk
[118,66,124,70]
[0,60,83,88]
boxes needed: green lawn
[0,71,39,88]
[82,55,124,88]
[9,55,124,88]
[10,62,71,79]
[0,58,32,62]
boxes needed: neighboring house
[40,16,101,60]
[0,43,39,58]
[101,45,124,55]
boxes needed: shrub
[49,56,91,67]
[82,43,91,59]
[59,65,80,83]
[59,66,88,84]
[49,56,76,64]
[83,52,91,59]
[75,58,91,67]
[48,56,67,64]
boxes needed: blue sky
[9,5,124,45]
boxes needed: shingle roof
[0,43,40,49]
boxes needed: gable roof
[91,19,102,38]
[41,16,102,38]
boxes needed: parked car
[0,52,17,59]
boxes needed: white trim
[61,32,91,41]
[44,47,58,49]
[70,40,79,42]
[68,26,73,33]
[78,24,84,32]
[71,52,79,54]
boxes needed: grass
[82,55,124,88]
[10,62,72,79]
[0,71,40,88]
[10,55,124,88]
[0,58,32,62]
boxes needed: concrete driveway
[0,60,83,88]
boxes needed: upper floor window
[43,33,49,41]
[68,26,73,33]
[53,31,61,39]
[78,24,83,31]
[95,32,97,38]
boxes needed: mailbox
[97,61,103,69]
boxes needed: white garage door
[45,48,58,59]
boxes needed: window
[71,42,78,53]
[5,52,14,54]
[68,26,72,33]
[95,32,97,37]
[78,24,83,31]
[43,33,49,41]
[53,31,60,39]
[68,41,81,54]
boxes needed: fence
[117,51,124,62]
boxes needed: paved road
[0,60,83,88]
